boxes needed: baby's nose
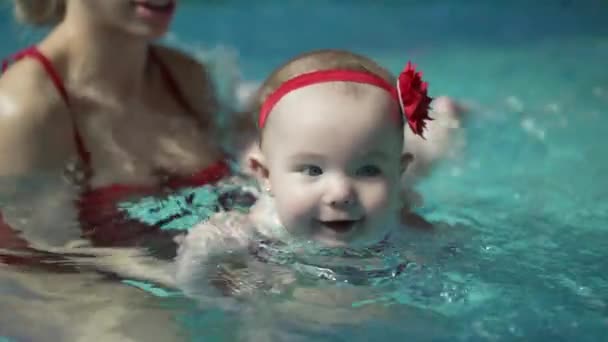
[323,177,356,207]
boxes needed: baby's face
[259,83,403,247]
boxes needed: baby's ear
[248,151,271,191]
[400,152,414,175]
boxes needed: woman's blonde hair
[13,0,66,26]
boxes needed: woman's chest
[78,106,220,186]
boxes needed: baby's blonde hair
[254,49,395,114]
[249,49,400,145]
[13,0,66,26]
[229,49,400,150]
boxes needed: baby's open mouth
[319,220,360,234]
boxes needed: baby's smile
[316,218,364,235]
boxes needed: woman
[0,3,248,338]
[0,0,246,259]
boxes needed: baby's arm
[174,211,252,293]
[175,211,264,305]
[400,96,468,219]
[402,96,467,184]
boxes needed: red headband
[258,61,432,137]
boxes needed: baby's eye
[300,165,323,177]
[356,164,382,177]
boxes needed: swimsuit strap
[2,46,70,104]
[1,46,92,166]
[2,45,204,175]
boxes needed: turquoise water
[1,1,607,341]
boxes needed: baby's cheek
[274,191,312,227]
[364,182,394,211]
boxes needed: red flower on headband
[397,62,433,137]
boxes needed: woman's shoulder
[152,45,214,90]
[0,55,68,117]
[0,56,74,174]
[153,44,202,65]
[151,44,217,115]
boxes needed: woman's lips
[132,0,176,19]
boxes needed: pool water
[1,1,607,341]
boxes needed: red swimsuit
[0,45,233,262]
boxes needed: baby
[174,49,435,302]
[232,65,466,220]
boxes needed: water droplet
[506,96,524,112]
[592,86,604,97]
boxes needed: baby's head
[249,50,431,247]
